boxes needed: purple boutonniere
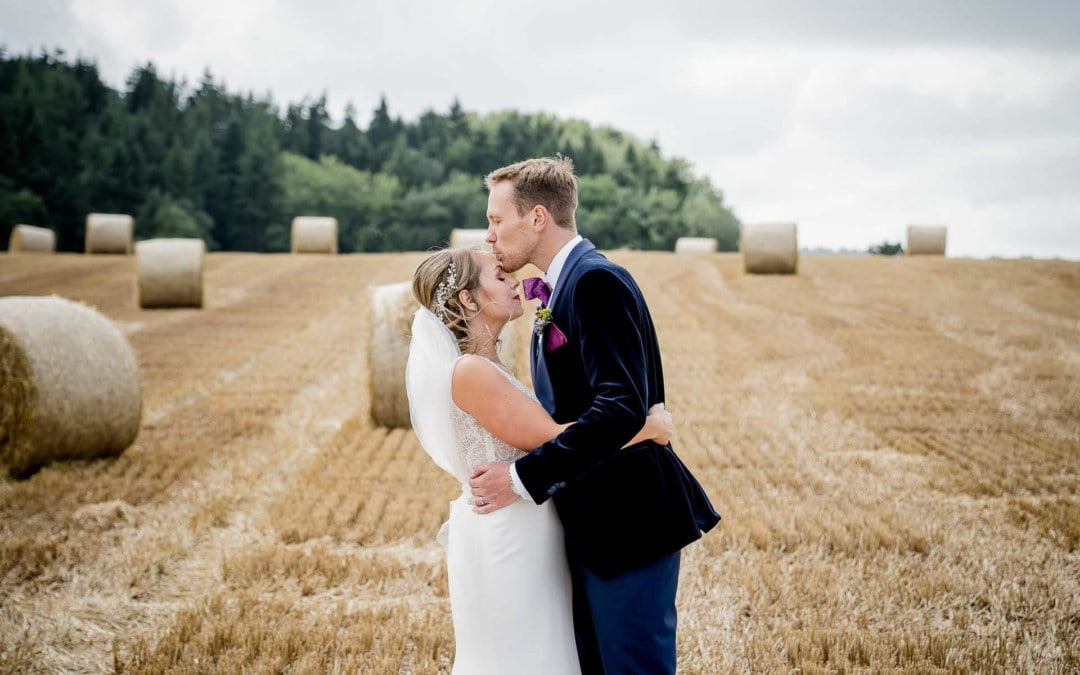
[532,307,567,352]
[525,277,567,352]
[544,322,568,352]
[533,307,552,335]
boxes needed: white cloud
[1,0,1078,258]
[664,43,1080,257]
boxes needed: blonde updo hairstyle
[413,247,485,352]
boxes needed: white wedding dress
[444,355,581,675]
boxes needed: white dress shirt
[508,235,583,503]
[543,234,583,294]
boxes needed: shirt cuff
[508,463,535,504]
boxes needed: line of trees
[1,50,740,253]
[869,241,903,255]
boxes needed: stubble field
[0,251,1077,674]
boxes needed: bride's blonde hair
[412,247,484,352]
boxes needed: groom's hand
[468,462,518,514]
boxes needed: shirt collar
[545,235,583,292]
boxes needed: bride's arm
[452,356,566,451]
[452,355,671,451]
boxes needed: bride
[406,247,673,675]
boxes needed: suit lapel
[531,239,596,413]
[547,239,595,312]
[529,327,543,402]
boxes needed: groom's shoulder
[574,252,626,281]
[571,253,643,297]
[578,249,631,276]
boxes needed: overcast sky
[3,0,1079,258]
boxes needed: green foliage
[680,179,741,250]
[869,240,904,256]
[0,176,45,241]
[392,171,488,251]
[137,190,215,243]
[276,153,401,253]
[0,50,740,253]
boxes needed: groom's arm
[512,266,649,504]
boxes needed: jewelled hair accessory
[432,260,457,321]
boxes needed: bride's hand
[645,402,675,445]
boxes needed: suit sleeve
[514,267,649,504]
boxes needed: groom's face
[485,181,538,274]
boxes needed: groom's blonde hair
[484,155,578,230]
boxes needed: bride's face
[471,252,524,324]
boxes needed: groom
[469,156,720,674]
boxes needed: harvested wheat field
[0,251,1077,674]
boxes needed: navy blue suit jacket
[516,239,720,577]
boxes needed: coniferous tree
[0,51,739,253]
[304,95,330,160]
[334,103,373,171]
[281,103,306,156]
[367,95,399,170]
[205,117,245,249]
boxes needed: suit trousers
[568,543,680,675]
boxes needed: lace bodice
[452,356,534,476]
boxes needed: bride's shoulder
[451,354,513,408]
[451,354,504,387]
[452,353,486,373]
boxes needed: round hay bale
[449,229,490,250]
[135,238,205,308]
[741,222,798,274]
[291,217,338,254]
[8,225,56,253]
[0,296,142,477]
[85,213,134,254]
[369,281,520,428]
[675,237,718,255]
[906,225,947,256]
[370,282,420,428]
